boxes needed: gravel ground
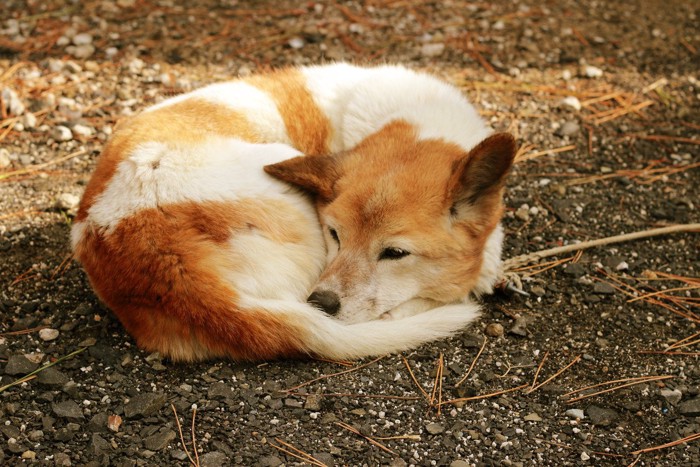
[1,1,699,465]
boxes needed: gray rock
[531,285,546,297]
[259,455,283,467]
[557,120,580,137]
[171,450,189,461]
[586,405,618,426]
[91,433,112,456]
[593,282,615,295]
[54,452,71,466]
[37,367,69,386]
[88,412,110,432]
[200,451,228,467]
[660,389,682,406]
[304,394,323,411]
[5,355,40,375]
[524,412,542,422]
[124,392,166,419]
[426,423,445,434]
[143,429,176,451]
[563,263,586,277]
[679,397,700,416]
[208,382,234,400]
[52,400,84,420]
[312,452,334,466]
[55,193,80,211]
[509,315,532,337]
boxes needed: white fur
[88,139,307,232]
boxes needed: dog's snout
[307,290,341,315]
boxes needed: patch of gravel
[1,0,699,465]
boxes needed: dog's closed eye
[328,227,340,244]
[379,247,410,260]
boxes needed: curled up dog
[71,63,516,361]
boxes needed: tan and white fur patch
[72,63,515,361]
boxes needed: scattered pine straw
[269,437,328,467]
[565,375,674,403]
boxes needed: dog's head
[265,121,515,323]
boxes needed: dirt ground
[1,1,699,466]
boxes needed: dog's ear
[447,132,516,218]
[264,154,340,201]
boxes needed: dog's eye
[328,228,339,244]
[379,247,410,260]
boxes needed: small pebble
[660,389,682,405]
[560,96,582,111]
[524,413,542,422]
[39,328,59,341]
[566,409,585,419]
[56,193,80,211]
[288,37,305,49]
[72,32,93,46]
[425,423,444,434]
[0,149,11,169]
[583,65,604,78]
[484,323,504,337]
[52,125,73,141]
[515,204,530,221]
[557,120,580,137]
[72,123,93,137]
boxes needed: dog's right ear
[264,155,340,201]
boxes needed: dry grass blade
[0,149,86,181]
[0,325,49,337]
[515,144,576,163]
[526,355,581,394]
[0,347,87,394]
[288,391,420,401]
[455,337,487,387]
[667,331,700,351]
[504,224,700,270]
[627,285,700,304]
[171,404,198,467]
[284,355,384,392]
[566,375,674,403]
[428,353,445,415]
[335,421,397,456]
[269,438,328,467]
[631,432,700,455]
[402,356,430,401]
[440,383,529,406]
[191,407,200,467]
[529,351,549,391]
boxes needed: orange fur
[246,68,332,155]
[75,199,311,361]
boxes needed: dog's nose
[307,290,341,315]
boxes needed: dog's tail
[251,299,480,361]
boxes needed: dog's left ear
[264,154,340,201]
[447,132,516,216]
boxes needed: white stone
[72,124,93,137]
[22,112,37,129]
[52,125,73,141]
[2,87,25,115]
[560,96,582,111]
[56,193,80,210]
[583,65,603,78]
[0,149,10,169]
[39,328,59,341]
[72,33,93,46]
[566,408,585,419]
[581,451,590,461]
[288,37,305,49]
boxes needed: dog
[71,63,515,361]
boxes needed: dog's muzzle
[307,290,340,316]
